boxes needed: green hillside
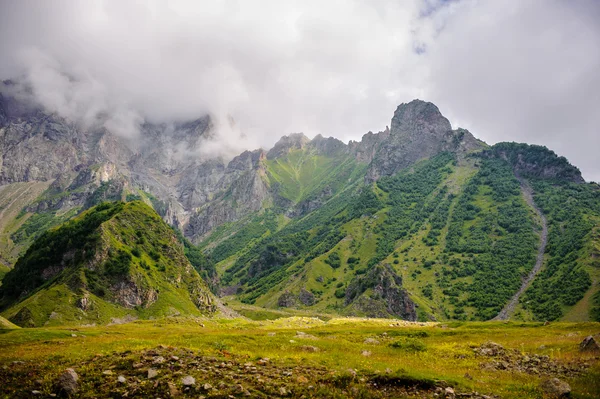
[208,143,600,322]
[0,201,217,327]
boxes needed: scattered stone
[31,391,42,395]
[267,332,276,337]
[71,334,77,338]
[579,336,600,352]
[257,358,269,366]
[474,341,586,377]
[171,355,180,361]
[361,350,372,357]
[153,356,166,364]
[300,345,320,352]
[147,368,158,379]
[444,386,455,398]
[473,342,505,357]
[347,369,357,378]
[297,375,308,383]
[117,375,126,384]
[364,338,380,345]
[540,378,571,398]
[279,387,288,396]
[56,368,79,396]
[182,375,196,386]
[203,383,213,390]
[102,370,113,376]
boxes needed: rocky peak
[309,134,348,157]
[390,99,452,139]
[267,133,310,159]
[227,149,266,172]
[364,100,484,182]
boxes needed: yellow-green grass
[0,319,598,398]
[0,315,19,329]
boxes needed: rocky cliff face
[363,100,484,182]
[344,264,417,320]
[0,85,495,250]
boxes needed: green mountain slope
[0,201,217,327]
[208,143,600,322]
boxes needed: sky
[0,0,599,180]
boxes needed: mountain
[1,81,599,323]
[0,201,216,327]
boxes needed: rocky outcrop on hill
[363,100,484,182]
[344,264,417,320]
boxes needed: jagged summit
[391,99,452,139]
[267,133,311,159]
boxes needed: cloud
[0,0,598,179]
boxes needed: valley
[1,89,599,398]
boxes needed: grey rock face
[345,263,417,320]
[1,86,491,246]
[539,378,571,398]
[56,368,79,396]
[267,133,310,159]
[580,335,600,352]
[363,100,483,182]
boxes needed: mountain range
[0,81,599,326]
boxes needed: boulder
[56,368,79,396]
[579,336,599,353]
[540,378,571,398]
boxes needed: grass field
[1,318,598,398]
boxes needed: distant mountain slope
[211,144,599,322]
[0,201,217,327]
[2,83,598,323]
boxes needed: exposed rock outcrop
[344,264,417,320]
[363,100,484,182]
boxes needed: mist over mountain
[1,0,599,180]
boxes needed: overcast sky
[0,0,599,180]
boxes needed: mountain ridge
[1,83,598,323]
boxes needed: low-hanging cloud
[0,0,598,179]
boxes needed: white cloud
[0,0,598,179]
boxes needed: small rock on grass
[117,375,126,384]
[182,375,195,386]
[540,378,571,398]
[580,336,600,352]
[147,368,158,379]
[56,368,79,396]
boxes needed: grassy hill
[208,144,600,322]
[0,201,217,327]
